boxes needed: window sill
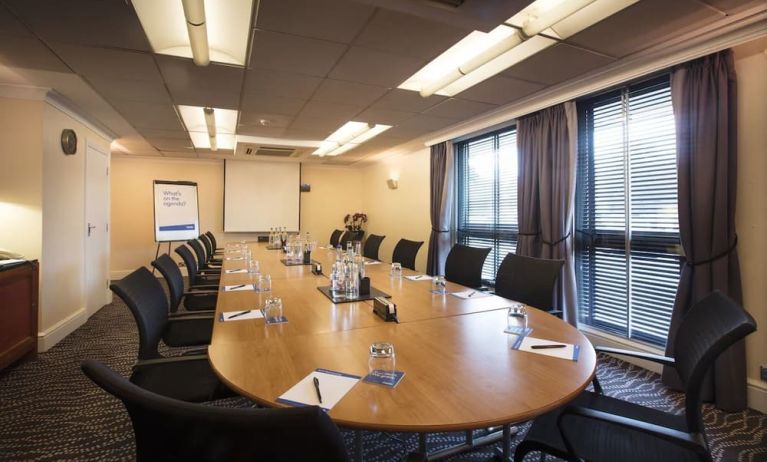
[578,324,667,374]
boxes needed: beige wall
[109,157,362,276]
[40,103,111,332]
[733,40,767,396]
[361,148,431,272]
[0,97,43,260]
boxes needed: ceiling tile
[110,100,183,131]
[238,112,293,128]
[0,4,31,36]
[296,99,364,121]
[249,30,348,77]
[368,89,445,112]
[566,0,721,58]
[236,125,287,137]
[384,114,456,139]
[312,79,388,107]
[137,128,190,140]
[423,98,497,119]
[286,114,349,139]
[241,93,307,117]
[328,46,425,87]
[243,68,321,100]
[502,43,615,86]
[0,36,69,72]
[698,0,760,12]
[353,9,470,60]
[456,75,545,105]
[52,44,162,83]
[4,0,150,50]
[88,77,171,104]
[156,56,244,109]
[257,0,375,43]
[354,108,417,125]
[146,138,194,151]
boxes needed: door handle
[88,223,96,237]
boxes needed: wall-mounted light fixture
[386,178,399,190]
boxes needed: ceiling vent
[246,146,296,157]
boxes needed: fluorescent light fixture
[399,0,636,98]
[133,0,253,66]
[312,121,392,156]
[178,105,238,151]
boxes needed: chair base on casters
[405,425,518,461]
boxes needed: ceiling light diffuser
[178,105,238,151]
[312,121,392,157]
[133,0,253,66]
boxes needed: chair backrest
[392,239,424,270]
[363,234,386,261]
[175,245,201,286]
[673,291,756,432]
[109,267,169,360]
[329,229,344,247]
[151,254,185,313]
[494,253,564,311]
[199,234,214,259]
[205,231,219,249]
[187,239,209,266]
[340,230,363,248]
[81,360,351,462]
[444,244,491,288]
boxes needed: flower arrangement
[344,212,368,232]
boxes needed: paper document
[277,368,361,411]
[364,260,381,265]
[225,268,248,274]
[225,256,245,261]
[405,275,433,281]
[219,310,264,322]
[511,336,580,361]
[223,284,256,292]
[450,289,491,300]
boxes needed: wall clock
[61,129,77,155]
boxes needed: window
[576,75,681,347]
[456,127,517,281]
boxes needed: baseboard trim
[37,307,87,352]
[582,326,767,412]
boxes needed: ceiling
[0,0,761,165]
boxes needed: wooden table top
[209,242,596,432]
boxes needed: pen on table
[226,310,251,320]
[467,291,476,298]
[228,284,246,290]
[530,344,567,349]
[313,377,323,404]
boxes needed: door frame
[83,139,111,316]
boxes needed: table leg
[355,430,363,462]
[418,433,428,455]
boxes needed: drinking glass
[353,241,362,256]
[506,304,528,333]
[257,274,272,293]
[368,342,395,374]
[390,262,402,278]
[432,275,447,294]
[247,258,260,275]
[264,297,283,321]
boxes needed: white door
[85,143,110,317]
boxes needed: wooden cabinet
[0,260,39,370]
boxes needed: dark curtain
[662,49,745,411]
[426,142,454,276]
[516,103,578,324]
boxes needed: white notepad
[225,256,245,261]
[277,369,361,411]
[219,310,264,321]
[511,336,580,361]
[450,289,491,299]
[223,284,256,292]
[225,268,248,274]
[405,275,432,281]
[364,260,381,265]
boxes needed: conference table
[208,242,596,461]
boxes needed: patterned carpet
[1,293,765,461]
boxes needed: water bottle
[345,261,359,298]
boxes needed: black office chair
[392,239,424,271]
[515,290,756,462]
[152,254,217,313]
[494,253,564,316]
[340,230,364,249]
[200,233,223,258]
[329,229,344,247]
[175,245,220,287]
[82,360,351,462]
[363,234,386,261]
[188,238,222,269]
[443,244,491,288]
[205,231,224,252]
[110,267,228,402]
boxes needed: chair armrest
[200,268,221,274]
[189,283,219,290]
[595,346,675,367]
[557,405,708,457]
[168,310,215,318]
[133,354,208,369]
[183,290,218,296]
